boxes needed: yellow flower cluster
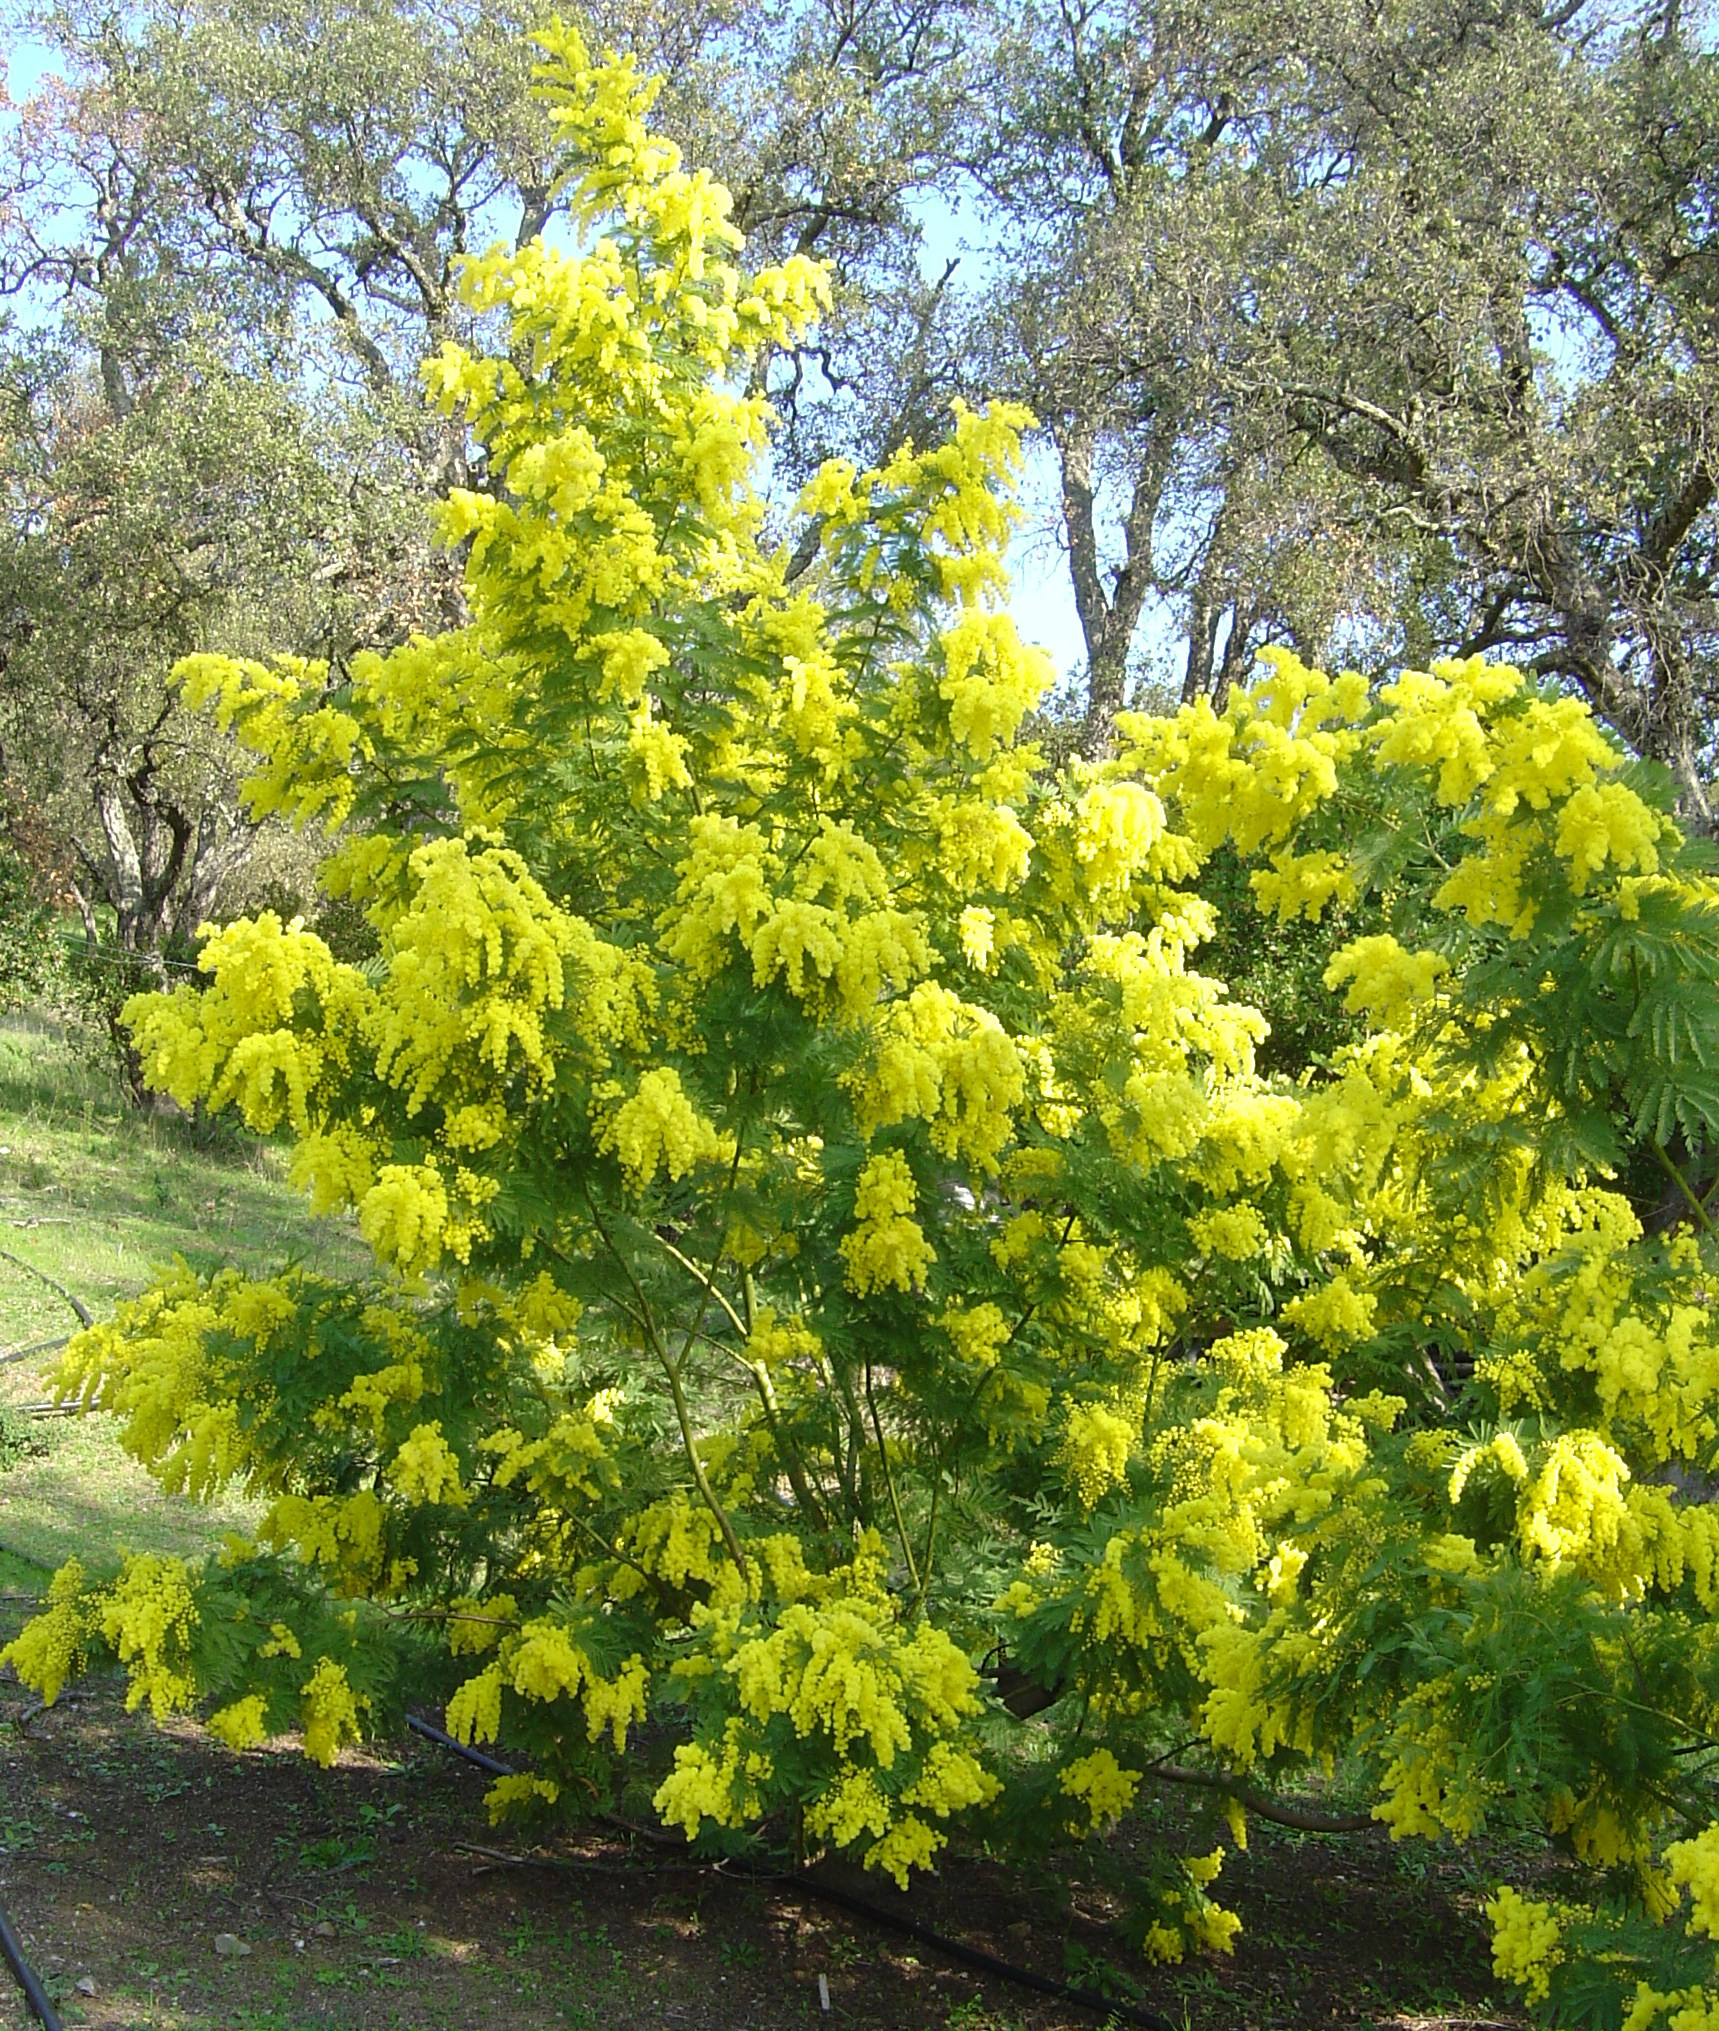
[2,1555,204,1722]
[721,1597,979,1763]
[127,911,369,1136]
[1374,656,1524,804]
[852,983,1026,1174]
[390,1422,469,1508]
[620,1492,731,1594]
[599,1066,728,1186]
[207,1694,271,1751]
[1060,1403,1138,1509]
[1117,648,1366,856]
[373,840,579,1102]
[655,1588,995,1885]
[99,1554,202,1720]
[1280,1275,1377,1350]
[0,1558,92,1706]
[939,1302,1012,1370]
[1624,1990,1719,2031]
[1517,1431,1632,1570]
[1071,780,1167,910]
[1323,935,1448,1030]
[938,610,1051,760]
[840,1150,936,1295]
[1379,670,1672,935]
[1667,1828,1719,1938]
[1485,1194,1719,1471]
[447,1616,650,1754]
[1139,1847,1241,1965]
[299,1657,365,1767]
[1187,1203,1272,1262]
[1486,1887,1564,2004]
[1249,846,1355,923]
[1059,1747,1142,1831]
[178,651,368,832]
[1022,1325,1394,1776]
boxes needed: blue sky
[3,35,56,99]
[905,189,1094,683]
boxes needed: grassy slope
[0,1010,363,1576]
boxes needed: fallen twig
[600,1810,688,1850]
[0,1251,91,1327]
[17,1689,93,1736]
[452,1840,710,1879]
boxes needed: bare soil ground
[0,1644,1522,2031]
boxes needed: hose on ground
[764,1867,1178,2031]
[409,1709,1178,2031]
[405,1711,515,1777]
[0,1891,63,2031]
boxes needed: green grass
[0,1008,364,1576]
[0,1541,47,1592]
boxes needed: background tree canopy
[6,0,1715,842]
[966,0,1719,793]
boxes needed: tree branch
[1150,1761,1376,1834]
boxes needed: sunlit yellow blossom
[1060,1748,1142,1831]
[391,1422,469,1507]
[1187,1203,1271,1261]
[600,1066,727,1185]
[1060,1402,1137,1508]
[299,1657,364,1767]
[208,1695,271,1751]
[1323,935,1448,1029]
[840,1149,935,1294]
[1486,1886,1563,2004]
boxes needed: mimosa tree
[14,29,1719,2021]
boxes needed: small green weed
[1063,1941,1144,2003]
[297,1831,375,1872]
[946,2000,1022,2031]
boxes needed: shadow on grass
[0,1409,261,1573]
[0,1008,365,1351]
[0,1007,354,1577]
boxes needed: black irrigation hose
[762,1868,1179,2031]
[0,1891,63,2031]
[405,1711,516,1777]
[408,1711,1180,2031]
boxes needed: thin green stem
[1651,1137,1719,1243]
[658,1345,747,1576]
[911,1470,942,1620]
[865,1362,921,1597]
[582,1188,747,1578]
[684,1317,830,1530]
[747,1354,831,1530]
[654,1230,750,1342]
[674,1132,748,1369]
[389,1607,519,1629]
[824,1355,871,1527]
